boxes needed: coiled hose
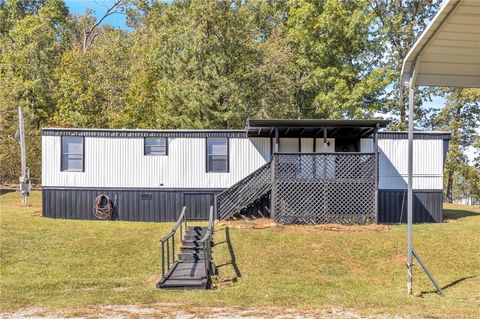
[93,194,113,220]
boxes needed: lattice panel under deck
[272,153,376,224]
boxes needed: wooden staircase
[156,207,215,290]
[216,160,272,220]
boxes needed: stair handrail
[217,160,272,219]
[217,160,271,199]
[199,205,214,277]
[160,206,187,278]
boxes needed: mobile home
[41,119,450,224]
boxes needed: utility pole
[18,106,31,204]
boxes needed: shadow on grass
[0,189,16,195]
[216,226,241,283]
[421,275,477,295]
[443,208,479,220]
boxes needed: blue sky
[65,0,129,29]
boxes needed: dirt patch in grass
[218,218,390,233]
[1,304,402,319]
[31,210,42,216]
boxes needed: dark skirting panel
[42,188,224,222]
[378,189,443,223]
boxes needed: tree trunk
[446,168,454,203]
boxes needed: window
[206,138,228,172]
[61,136,84,172]
[144,137,167,155]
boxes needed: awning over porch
[246,119,390,138]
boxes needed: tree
[123,0,297,129]
[430,88,480,202]
[80,0,125,53]
[51,26,131,128]
[286,0,390,119]
[0,0,69,182]
[0,0,47,35]
[370,0,441,129]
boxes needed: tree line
[0,0,478,202]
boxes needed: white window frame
[206,137,229,173]
[61,136,84,172]
[144,137,168,156]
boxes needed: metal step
[183,234,203,240]
[179,252,207,261]
[158,222,213,290]
[182,242,206,249]
[157,278,207,289]
[185,232,207,238]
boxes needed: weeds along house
[41,119,450,224]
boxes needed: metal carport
[400,0,480,296]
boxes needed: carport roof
[401,0,480,87]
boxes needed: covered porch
[247,118,390,154]
[217,119,390,224]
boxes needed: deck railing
[160,206,187,278]
[216,152,378,224]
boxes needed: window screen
[207,138,228,172]
[61,136,84,172]
[145,137,167,155]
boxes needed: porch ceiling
[246,119,391,138]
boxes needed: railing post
[270,154,276,221]
[172,233,175,263]
[161,241,165,277]
[166,238,170,269]
[374,127,379,223]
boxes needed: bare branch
[82,0,124,53]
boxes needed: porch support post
[270,152,276,221]
[323,127,327,144]
[274,128,279,153]
[373,126,379,224]
[272,127,279,221]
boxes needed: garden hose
[93,194,113,220]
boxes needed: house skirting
[378,189,443,223]
[42,187,225,222]
[42,187,443,223]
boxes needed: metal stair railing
[199,206,215,277]
[160,206,187,278]
[216,160,272,220]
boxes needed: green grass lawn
[1,191,479,318]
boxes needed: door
[183,193,214,220]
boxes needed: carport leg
[407,82,414,295]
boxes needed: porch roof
[246,119,391,138]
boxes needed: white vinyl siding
[360,138,374,153]
[300,138,314,153]
[315,138,335,153]
[42,133,445,191]
[379,139,444,190]
[42,136,270,188]
[279,138,299,152]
